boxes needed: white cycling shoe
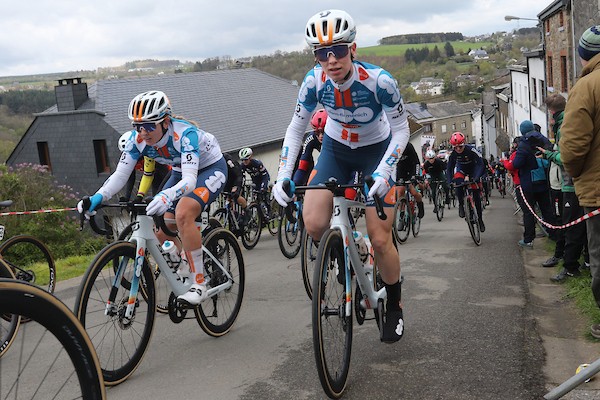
[177,283,208,306]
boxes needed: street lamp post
[504,15,538,21]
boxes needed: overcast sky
[0,0,552,77]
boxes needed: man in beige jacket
[560,25,600,338]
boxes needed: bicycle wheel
[268,199,281,236]
[312,229,352,399]
[212,208,229,231]
[195,228,245,337]
[241,204,261,250]
[277,208,302,259]
[301,228,318,300]
[0,260,19,358]
[466,200,481,246]
[0,235,56,295]
[435,186,445,221]
[412,205,421,237]
[393,199,410,243]
[75,241,156,386]
[0,279,106,399]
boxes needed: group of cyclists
[77,9,506,345]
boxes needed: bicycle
[393,178,421,244]
[0,275,106,399]
[212,192,261,250]
[277,198,303,259]
[288,177,393,399]
[453,182,481,246]
[74,199,245,386]
[0,200,56,307]
[430,179,447,222]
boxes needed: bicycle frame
[108,212,234,320]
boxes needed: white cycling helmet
[425,149,436,159]
[239,147,253,160]
[118,132,130,152]
[305,10,356,48]
[128,90,171,123]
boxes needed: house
[468,49,489,60]
[7,69,301,196]
[409,77,444,96]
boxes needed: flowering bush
[0,163,105,259]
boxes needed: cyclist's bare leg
[302,189,333,241]
[409,184,423,202]
[176,198,203,251]
[365,207,399,285]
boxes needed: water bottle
[161,240,181,269]
[353,231,369,263]
[363,235,374,273]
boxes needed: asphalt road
[56,193,548,399]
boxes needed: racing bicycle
[75,199,245,386]
[393,178,421,243]
[453,182,482,246]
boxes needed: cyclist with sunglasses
[395,141,425,218]
[292,109,326,187]
[446,131,486,232]
[78,90,228,306]
[423,149,450,213]
[272,9,410,343]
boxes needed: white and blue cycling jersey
[277,61,410,183]
[96,118,223,205]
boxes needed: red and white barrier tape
[0,207,77,217]
[517,186,600,230]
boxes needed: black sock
[385,281,402,311]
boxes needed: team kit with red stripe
[278,61,410,205]
[97,118,226,210]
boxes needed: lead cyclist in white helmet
[78,90,227,306]
[272,9,410,343]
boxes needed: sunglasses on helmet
[313,43,352,62]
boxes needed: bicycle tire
[394,198,410,243]
[0,260,19,358]
[267,199,280,236]
[412,209,421,237]
[466,199,481,246]
[277,207,302,259]
[0,278,106,400]
[435,185,445,221]
[312,228,352,399]
[301,228,318,300]
[75,241,156,386]
[195,228,245,337]
[212,208,229,231]
[241,203,261,250]
[0,235,56,296]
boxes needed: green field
[358,41,494,57]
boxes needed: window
[93,140,111,174]
[424,124,432,132]
[547,56,554,88]
[37,142,52,172]
[561,56,568,92]
[559,11,564,27]
[545,20,550,34]
[531,78,538,105]
[461,121,466,129]
[441,124,447,133]
[452,123,456,131]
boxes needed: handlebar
[78,196,151,237]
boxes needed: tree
[444,41,455,57]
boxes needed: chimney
[420,102,427,110]
[55,77,88,111]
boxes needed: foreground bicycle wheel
[75,241,156,386]
[312,229,353,399]
[0,260,19,358]
[278,207,302,259]
[195,228,245,337]
[301,229,318,300]
[465,201,481,246]
[0,235,56,295]
[435,186,445,221]
[0,278,106,400]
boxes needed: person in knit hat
[560,25,600,338]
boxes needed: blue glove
[273,178,295,207]
[76,193,103,218]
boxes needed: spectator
[559,25,600,338]
[512,120,558,248]
[539,94,589,282]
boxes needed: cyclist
[118,133,171,202]
[423,149,450,213]
[292,109,326,186]
[395,141,425,219]
[494,160,507,194]
[223,152,250,225]
[272,9,410,343]
[446,131,486,232]
[239,147,271,218]
[78,90,227,306]
[482,157,495,206]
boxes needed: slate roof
[405,100,473,122]
[40,68,301,153]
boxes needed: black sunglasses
[313,44,352,62]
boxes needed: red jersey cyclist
[272,9,410,343]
